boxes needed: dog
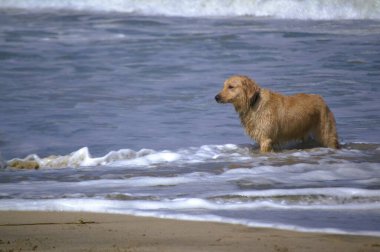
[215,75,339,152]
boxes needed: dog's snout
[215,94,221,103]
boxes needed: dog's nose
[215,94,221,103]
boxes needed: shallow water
[0,1,380,236]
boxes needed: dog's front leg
[260,139,273,153]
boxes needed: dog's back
[253,90,339,148]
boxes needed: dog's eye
[228,85,234,89]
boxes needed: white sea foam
[1,197,380,214]
[0,0,379,20]
[236,187,380,198]
[6,142,379,170]
[75,197,373,211]
[6,147,171,168]
[6,144,251,169]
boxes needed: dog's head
[215,75,260,111]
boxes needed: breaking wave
[5,142,380,169]
[5,144,251,169]
[0,0,379,20]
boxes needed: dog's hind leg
[316,105,340,149]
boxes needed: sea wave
[0,0,379,20]
[1,196,380,213]
[5,144,249,169]
[5,142,380,169]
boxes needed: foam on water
[6,144,250,169]
[5,143,380,174]
[1,197,380,214]
[0,0,379,20]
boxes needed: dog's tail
[319,103,340,149]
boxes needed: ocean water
[1,0,380,236]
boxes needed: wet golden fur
[215,75,339,152]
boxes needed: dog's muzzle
[215,94,222,103]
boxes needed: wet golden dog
[215,75,339,152]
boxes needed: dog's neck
[235,89,261,127]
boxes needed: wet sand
[0,211,379,252]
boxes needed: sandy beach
[0,211,379,252]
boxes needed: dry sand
[0,211,379,251]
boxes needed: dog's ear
[242,76,260,106]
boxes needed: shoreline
[1,211,380,251]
